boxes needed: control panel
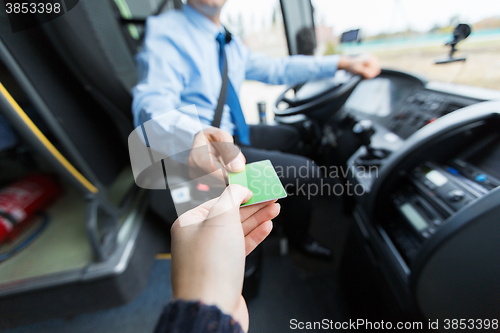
[341,74,481,142]
[388,91,469,139]
[388,160,499,262]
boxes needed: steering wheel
[273,70,362,118]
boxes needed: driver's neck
[188,3,222,26]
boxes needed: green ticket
[228,160,287,206]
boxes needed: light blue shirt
[132,4,340,157]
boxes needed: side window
[222,0,288,57]
[221,1,289,124]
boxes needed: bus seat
[40,0,183,222]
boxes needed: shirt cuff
[317,54,340,77]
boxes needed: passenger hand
[170,185,280,332]
[338,54,381,79]
[188,127,246,182]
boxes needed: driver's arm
[132,16,213,163]
[243,44,380,85]
[133,16,245,175]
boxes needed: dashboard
[273,67,500,320]
[343,70,500,258]
[340,69,500,320]
[342,70,495,140]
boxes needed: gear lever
[352,120,389,164]
[353,119,375,146]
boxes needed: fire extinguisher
[0,174,61,244]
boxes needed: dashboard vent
[441,102,466,116]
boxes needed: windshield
[222,0,500,91]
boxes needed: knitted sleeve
[154,300,244,333]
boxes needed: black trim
[119,17,147,25]
[279,0,291,55]
[224,28,232,44]
[409,186,500,293]
[0,39,104,193]
[280,0,316,55]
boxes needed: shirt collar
[183,4,225,39]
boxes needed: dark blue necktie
[216,32,250,146]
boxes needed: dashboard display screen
[345,78,392,117]
[344,76,414,118]
[400,203,428,231]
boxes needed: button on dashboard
[447,190,466,202]
[475,174,487,182]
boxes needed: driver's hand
[338,54,381,79]
[188,127,246,181]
